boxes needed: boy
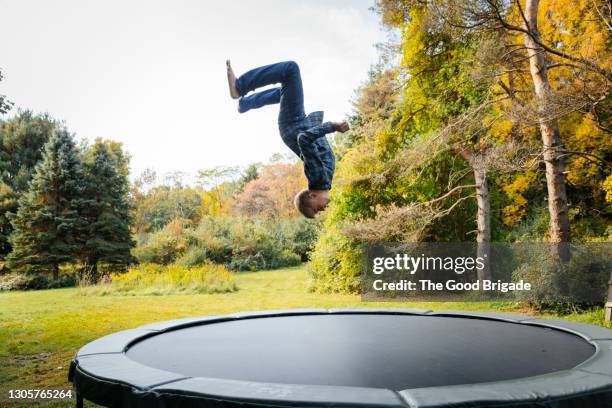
[226,60,349,218]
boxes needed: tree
[236,163,261,192]
[454,147,491,280]
[309,0,610,293]
[521,0,570,257]
[339,1,491,243]
[0,69,13,114]
[196,166,239,190]
[234,163,306,218]
[0,111,57,257]
[79,139,135,279]
[131,183,203,233]
[164,171,187,188]
[197,166,239,217]
[428,0,611,248]
[6,129,83,279]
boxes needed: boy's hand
[332,121,350,133]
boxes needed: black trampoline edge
[69,309,612,408]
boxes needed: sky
[0,0,386,182]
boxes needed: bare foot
[332,121,350,133]
[226,60,240,99]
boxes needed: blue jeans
[236,61,336,190]
[235,61,306,126]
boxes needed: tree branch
[421,184,478,207]
[557,149,611,167]
[498,79,526,106]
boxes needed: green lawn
[0,265,608,407]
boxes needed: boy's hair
[294,189,316,219]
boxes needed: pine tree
[0,111,57,257]
[6,129,83,278]
[79,139,135,280]
[0,69,13,115]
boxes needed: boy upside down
[226,60,349,218]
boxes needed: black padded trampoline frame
[68,309,612,408]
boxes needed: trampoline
[69,309,612,407]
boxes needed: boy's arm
[298,122,336,145]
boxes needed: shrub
[307,223,363,293]
[135,216,319,272]
[278,218,321,261]
[512,244,610,314]
[0,273,75,291]
[228,249,300,272]
[85,263,237,295]
[132,229,186,265]
[505,207,550,243]
[175,246,209,267]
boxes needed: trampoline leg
[76,392,83,408]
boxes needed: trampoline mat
[126,314,594,390]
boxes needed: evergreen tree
[236,163,260,192]
[6,129,83,279]
[79,139,135,279]
[0,111,57,258]
[0,69,13,114]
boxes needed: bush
[307,222,363,293]
[85,263,237,295]
[278,218,322,261]
[132,229,186,265]
[512,244,611,314]
[505,207,551,242]
[175,246,210,267]
[135,216,319,272]
[0,273,75,291]
[229,249,300,272]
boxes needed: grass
[81,263,237,296]
[0,265,608,407]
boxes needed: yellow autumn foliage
[604,175,612,204]
[502,172,538,225]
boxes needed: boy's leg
[238,87,280,113]
[235,61,305,123]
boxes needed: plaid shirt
[279,111,335,190]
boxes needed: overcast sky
[0,0,386,181]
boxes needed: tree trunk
[474,166,492,281]
[453,144,492,281]
[524,0,571,249]
[52,263,59,280]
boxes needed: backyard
[0,0,610,406]
[0,265,608,407]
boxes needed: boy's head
[294,189,330,218]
